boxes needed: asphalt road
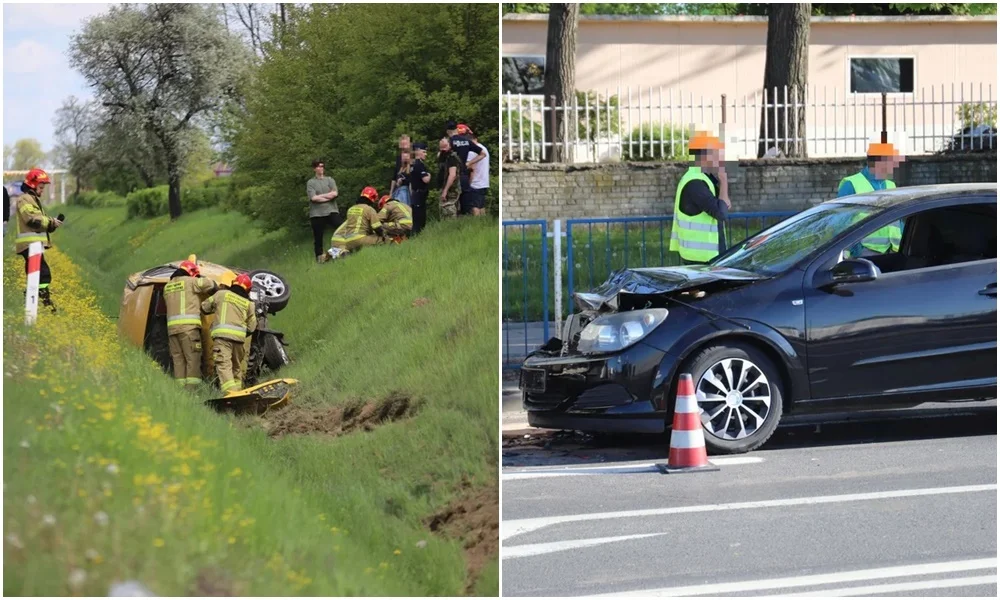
[501,405,998,597]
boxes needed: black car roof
[825,183,997,209]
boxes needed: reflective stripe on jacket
[14,192,51,254]
[332,204,382,244]
[164,275,217,334]
[201,289,257,342]
[377,200,413,231]
[668,166,722,263]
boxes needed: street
[501,404,998,597]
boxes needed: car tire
[677,342,784,455]
[262,332,290,371]
[248,269,291,314]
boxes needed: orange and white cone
[659,373,719,474]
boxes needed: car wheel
[678,342,784,455]
[262,333,290,371]
[248,269,290,313]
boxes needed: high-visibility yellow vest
[841,173,901,253]
[668,167,722,263]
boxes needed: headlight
[576,308,668,354]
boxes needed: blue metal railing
[564,212,796,313]
[502,220,549,369]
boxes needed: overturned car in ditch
[521,184,997,454]
[118,255,293,391]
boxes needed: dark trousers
[411,189,428,235]
[310,213,344,257]
[19,249,52,288]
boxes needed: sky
[3,3,111,162]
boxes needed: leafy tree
[6,138,48,171]
[69,4,251,219]
[227,3,498,231]
[52,96,100,196]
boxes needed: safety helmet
[688,131,723,151]
[360,186,379,203]
[24,168,51,190]
[456,123,471,135]
[378,195,391,210]
[179,260,200,278]
[866,142,898,158]
[234,273,253,292]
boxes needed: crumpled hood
[574,265,764,312]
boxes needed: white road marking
[501,484,996,540]
[584,558,997,597]
[788,574,997,597]
[502,456,763,481]
[502,533,666,560]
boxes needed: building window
[503,56,545,94]
[850,57,915,94]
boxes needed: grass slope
[3,206,499,596]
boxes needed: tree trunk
[167,171,182,220]
[758,3,810,158]
[542,3,578,163]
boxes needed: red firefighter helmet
[234,273,253,292]
[456,123,471,135]
[378,195,391,210]
[360,186,379,203]
[179,260,200,277]
[24,168,51,190]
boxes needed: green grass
[4,206,498,596]
[503,216,790,322]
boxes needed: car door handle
[979,283,997,297]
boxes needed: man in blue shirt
[838,142,905,258]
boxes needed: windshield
[713,203,885,275]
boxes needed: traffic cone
[658,373,719,474]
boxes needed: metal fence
[502,83,997,163]
[500,212,795,368]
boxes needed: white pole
[553,219,563,338]
[60,175,66,204]
[25,241,42,325]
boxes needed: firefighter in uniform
[201,273,257,395]
[838,142,904,258]
[377,194,413,242]
[328,186,384,257]
[668,132,730,265]
[14,168,61,311]
[164,260,218,390]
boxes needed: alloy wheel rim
[250,273,285,298]
[696,358,772,441]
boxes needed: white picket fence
[502,83,997,162]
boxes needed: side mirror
[829,258,879,285]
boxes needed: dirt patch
[262,391,417,438]
[412,297,430,307]
[426,481,499,594]
[191,568,239,596]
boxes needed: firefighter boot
[38,288,56,313]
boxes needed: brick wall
[502,154,997,220]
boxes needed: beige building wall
[502,15,997,157]
[503,16,997,98]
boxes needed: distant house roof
[503,13,997,25]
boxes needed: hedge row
[70,190,126,208]
[125,180,236,219]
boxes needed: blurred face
[400,151,411,164]
[399,135,410,151]
[695,148,723,172]
[314,163,325,178]
[439,138,451,153]
[415,148,427,160]
[871,156,896,179]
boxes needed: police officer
[839,142,904,257]
[14,168,61,311]
[446,121,486,215]
[409,142,432,234]
[668,132,730,265]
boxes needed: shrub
[71,190,126,208]
[124,180,236,219]
[125,186,169,219]
[626,123,689,161]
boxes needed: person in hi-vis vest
[838,142,905,258]
[668,131,730,265]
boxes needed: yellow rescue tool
[205,378,299,416]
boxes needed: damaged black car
[521,183,997,454]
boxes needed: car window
[839,202,996,274]
[713,203,886,276]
